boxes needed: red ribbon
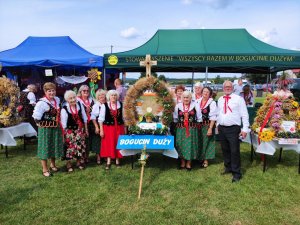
[257,97,278,161]
[258,98,278,145]
[70,103,83,129]
[223,95,232,114]
[79,97,91,123]
[183,104,190,137]
[200,98,209,110]
[110,102,120,136]
[45,95,64,135]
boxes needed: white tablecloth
[120,149,178,159]
[0,122,37,146]
[243,132,300,155]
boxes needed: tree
[158,74,167,82]
[214,75,222,84]
[139,72,158,79]
[244,73,277,84]
[186,78,192,84]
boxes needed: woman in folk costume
[192,82,203,102]
[173,91,202,170]
[90,89,107,165]
[61,90,88,172]
[19,84,38,131]
[170,85,186,136]
[240,84,254,107]
[197,86,218,168]
[98,90,125,170]
[77,85,94,163]
[173,85,185,104]
[32,82,63,177]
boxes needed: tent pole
[103,68,106,90]
[266,72,270,94]
[205,67,208,85]
[191,70,194,92]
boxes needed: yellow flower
[292,101,299,108]
[258,130,275,142]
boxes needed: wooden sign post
[138,145,148,200]
[137,55,157,199]
[139,54,157,77]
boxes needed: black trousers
[218,125,242,178]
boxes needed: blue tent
[0,36,103,67]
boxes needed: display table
[120,149,178,169]
[243,132,300,173]
[0,122,37,158]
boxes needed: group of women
[33,82,125,177]
[173,83,217,171]
[32,81,219,177]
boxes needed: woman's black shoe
[186,167,192,171]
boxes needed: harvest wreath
[123,76,175,127]
[0,77,22,127]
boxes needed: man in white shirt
[217,80,249,183]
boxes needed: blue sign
[117,135,174,150]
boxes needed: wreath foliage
[0,77,22,127]
[123,76,175,126]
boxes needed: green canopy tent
[104,29,300,74]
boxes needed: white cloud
[120,27,140,39]
[180,19,190,28]
[181,0,233,9]
[181,0,193,4]
[252,29,278,44]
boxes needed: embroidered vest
[103,102,124,125]
[201,103,211,122]
[40,101,59,127]
[63,103,84,130]
[176,107,198,128]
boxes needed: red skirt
[100,124,124,158]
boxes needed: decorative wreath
[0,77,21,127]
[123,76,175,126]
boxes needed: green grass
[1,141,300,225]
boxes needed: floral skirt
[175,127,200,160]
[64,127,86,160]
[37,127,63,160]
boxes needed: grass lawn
[1,140,300,225]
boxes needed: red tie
[223,95,232,114]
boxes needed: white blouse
[77,96,94,108]
[98,101,122,123]
[196,97,218,121]
[22,89,36,105]
[90,102,103,120]
[60,102,88,129]
[173,102,202,123]
[32,97,60,120]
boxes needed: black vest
[177,107,197,124]
[39,101,59,127]
[103,102,124,125]
[63,102,84,129]
[201,103,211,122]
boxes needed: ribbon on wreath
[258,97,278,160]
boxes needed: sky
[0,0,300,79]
